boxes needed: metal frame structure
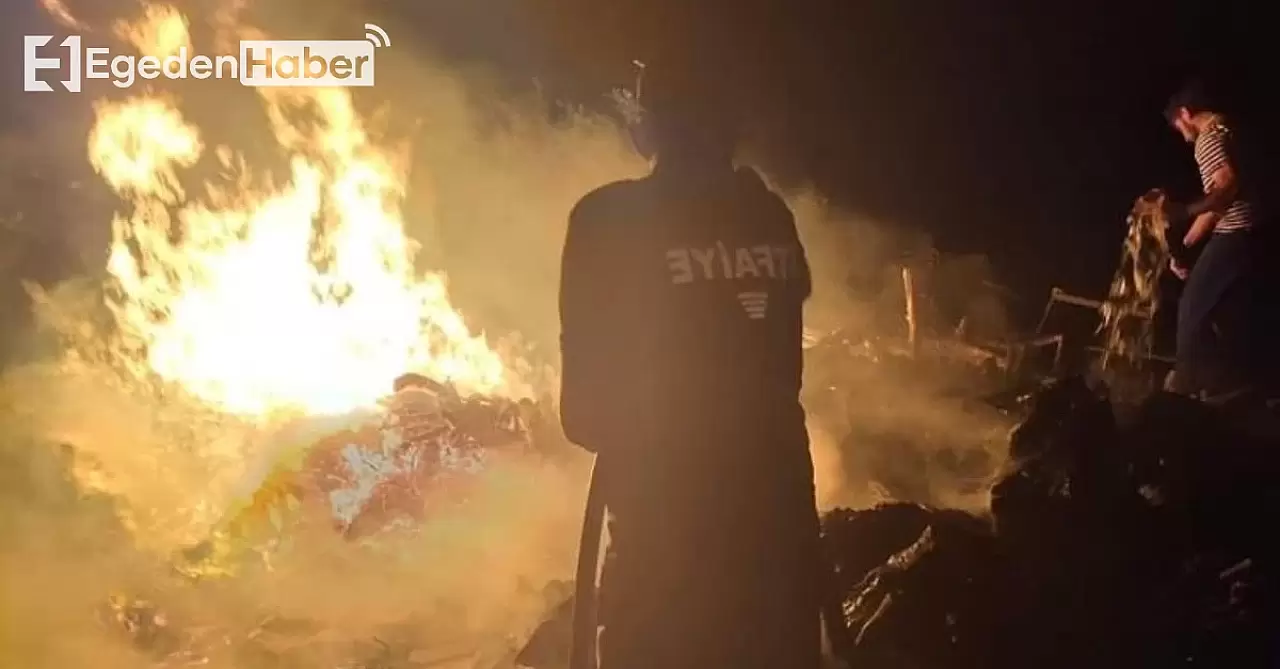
[1034,286,1170,370]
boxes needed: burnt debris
[520,377,1280,669]
[831,377,1280,669]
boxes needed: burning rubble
[800,321,1015,509]
[177,373,535,579]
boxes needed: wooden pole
[902,266,918,358]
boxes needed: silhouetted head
[1164,79,1219,143]
[634,58,742,173]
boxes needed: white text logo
[737,291,769,320]
[22,23,390,92]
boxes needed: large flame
[88,6,521,419]
[113,3,190,58]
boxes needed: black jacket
[558,164,811,472]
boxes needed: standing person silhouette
[557,59,826,669]
[1164,80,1262,402]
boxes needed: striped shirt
[1193,121,1253,233]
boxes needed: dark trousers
[1175,230,1256,395]
[596,448,823,669]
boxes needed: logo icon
[364,23,391,47]
[737,291,769,320]
[23,35,82,92]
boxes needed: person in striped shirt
[1163,81,1260,400]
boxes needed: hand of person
[1184,212,1217,247]
[1169,257,1189,280]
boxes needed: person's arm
[558,195,620,452]
[1183,210,1219,247]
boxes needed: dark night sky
[378,0,1271,325]
[3,0,1272,330]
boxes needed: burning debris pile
[177,373,534,578]
[519,377,1280,669]
[801,329,1014,509]
[5,367,571,668]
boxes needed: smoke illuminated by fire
[87,5,525,418]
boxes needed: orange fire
[87,4,525,419]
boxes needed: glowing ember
[88,5,523,418]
